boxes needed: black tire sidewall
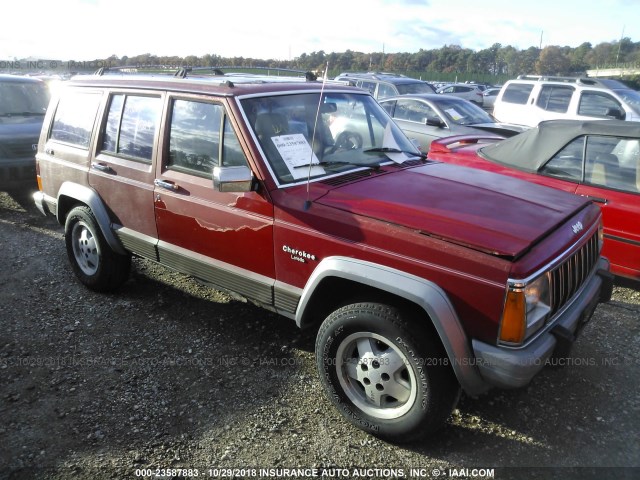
[316,303,454,441]
[64,206,130,292]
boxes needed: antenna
[304,62,329,211]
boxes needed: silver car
[380,94,525,151]
[435,83,485,106]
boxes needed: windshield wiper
[363,147,427,161]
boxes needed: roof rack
[337,71,408,79]
[515,74,612,87]
[93,65,319,82]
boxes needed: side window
[168,100,222,176]
[584,135,635,191]
[377,83,397,100]
[394,99,436,123]
[501,83,534,104]
[50,91,102,148]
[540,136,584,181]
[536,86,574,113]
[100,94,161,162]
[167,99,248,177]
[357,81,376,95]
[578,92,623,118]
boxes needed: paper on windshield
[272,134,326,180]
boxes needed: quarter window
[501,84,534,104]
[50,91,101,148]
[100,94,161,162]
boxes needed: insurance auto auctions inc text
[203,467,495,478]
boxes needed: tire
[315,302,460,442]
[64,206,131,292]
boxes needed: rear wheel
[64,206,131,292]
[316,302,460,442]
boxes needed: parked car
[482,87,501,111]
[435,83,484,106]
[428,119,640,282]
[34,71,612,442]
[493,75,640,127]
[333,72,435,100]
[379,93,525,150]
[0,74,50,198]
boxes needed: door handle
[154,179,179,191]
[91,162,114,173]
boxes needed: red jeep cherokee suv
[33,70,613,442]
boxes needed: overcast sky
[2,0,637,61]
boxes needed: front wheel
[64,206,131,292]
[315,302,460,442]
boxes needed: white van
[493,75,640,127]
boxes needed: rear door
[153,94,276,305]
[88,90,164,259]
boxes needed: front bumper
[472,258,613,389]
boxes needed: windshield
[241,91,422,185]
[436,97,494,125]
[615,89,640,115]
[0,80,50,117]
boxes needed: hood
[316,162,589,258]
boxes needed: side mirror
[213,165,254,192]
[605,107,625,120]
[426,117,445,128]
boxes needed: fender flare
[296,256,488,395]
[56,182,127,255]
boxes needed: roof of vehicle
[510,75,631,90]
[64,71,364,97]
[380,93,468,103]
[478,119,640,172]
[335,72,429,85]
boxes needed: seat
[254,112,289,138]
[588,153,619,187]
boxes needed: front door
[153,95,275,305]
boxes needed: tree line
[98,38,640,86]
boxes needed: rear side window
[501,83,534,104]
[100,94,161,162]
[50,91,101,148]
[536,86,573,113]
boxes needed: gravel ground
[0,191,639,480]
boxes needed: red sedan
[428,119,640,282]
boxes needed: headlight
[598,221,604,252]
[499,273,551,346]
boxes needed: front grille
[3,141,37,158]
[549,232,600,315]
